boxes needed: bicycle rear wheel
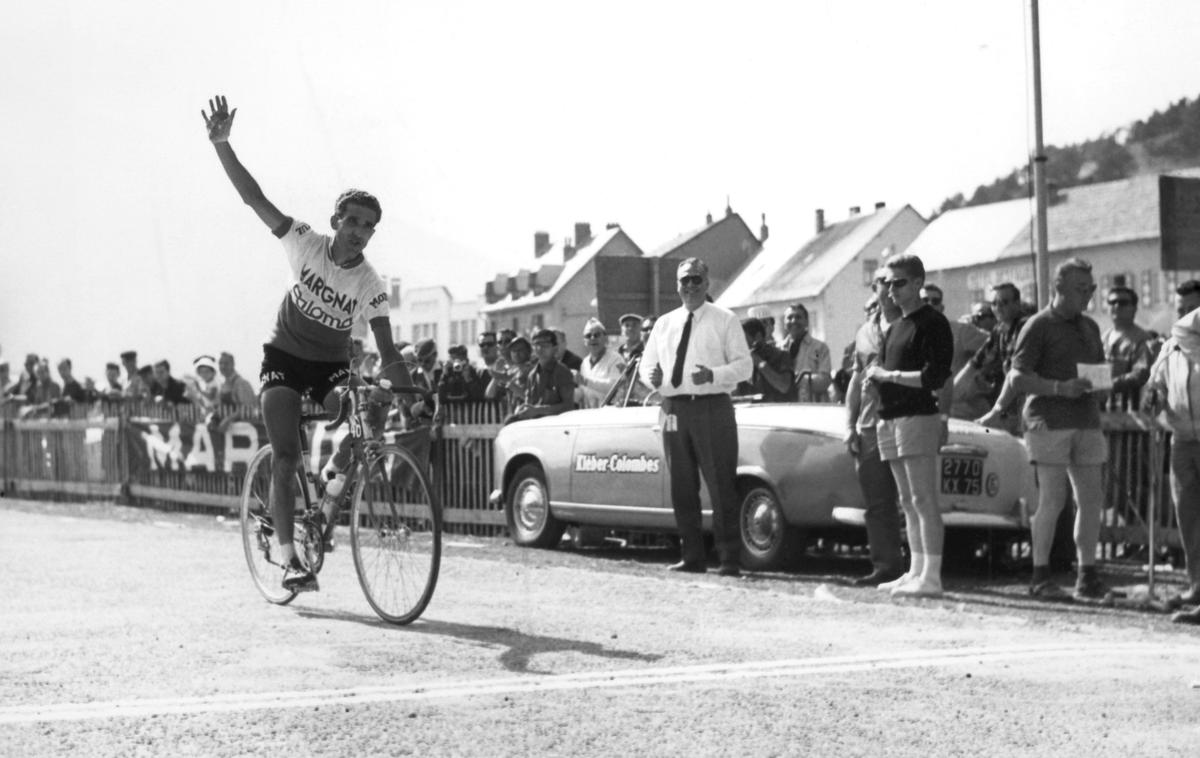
[240,444,300,605]
[350,443,442,624]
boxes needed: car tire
[505,462,566,548]
[738,482,803,571]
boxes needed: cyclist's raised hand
[201,95,237,143]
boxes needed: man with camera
[735,317,794,402]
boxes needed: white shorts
[876,414,941,461]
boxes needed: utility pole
[1030,0,1051,306]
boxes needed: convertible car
[490,398,1035,570]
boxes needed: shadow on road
[294,609,664,674]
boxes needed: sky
[4,0,1200,384]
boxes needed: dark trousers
[662,394,740,564]
[1171,438,1200,589]
[854,426,903,573]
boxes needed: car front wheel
[739,483,803,571]
[505,462,566,548]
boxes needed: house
[908,168,1200,336]
[718,203,928,359]
[479,208,762,346]
[479,222,645,347]
[389,283,486,362]
[640,206,765,314]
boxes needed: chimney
[563,237,576,262]
[534,231,551,258]
[815,208,825,234]
[484,281,496,303]
[706,211,714,225]
[874,201,886,211]
[574,222,592,247]
[760,212,769,242]
[606,222,620,230]
[849,206,861,216]
[506,276,518,296]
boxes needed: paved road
[2,499,1199,757]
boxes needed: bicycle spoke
[240,446,301,605]
[351,445,442,625]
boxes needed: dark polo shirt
[878,304,953,420]
[1012,306,1104,431]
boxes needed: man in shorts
[202,95,410,592]
[1011,258,1110,600]
[864,254,953,597]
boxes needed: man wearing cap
[119,350,139,390]
[641,257,753,576]
[577,318,626,409]
[410,338,441,394]
[747,305,777,346]
[508,329,575,423]
[618,313,645,361]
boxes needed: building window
[389,279,402,309]
[531,313,544,330]
[450,321,460,345]
[1141,269,1156,307]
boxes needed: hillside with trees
[936,94,1200,216]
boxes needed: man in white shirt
[641,258,753,576]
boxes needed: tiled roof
[720,206,908,305]
[998,167,1200,260]
[904,197,1032,272]
[479,225,626,313]
[646,212,755,259]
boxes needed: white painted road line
[2,642,1195,724]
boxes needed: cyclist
[202,94,411,592]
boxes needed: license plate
[940,455,983,496]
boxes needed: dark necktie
[670,312,693,388]
[789,338,801,359]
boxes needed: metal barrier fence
[0,399,510,536]
[0,401,1183,555]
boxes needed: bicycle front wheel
[350,443,442,624]
[240,444,300,605]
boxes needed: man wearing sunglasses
[1102,285,1153,411]
[967,283,1028,431]
[864,254,954,598]
[641,258,752,576]
[576,318,625,409]
[1011,258,1110,601]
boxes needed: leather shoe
[852,568,904,587]
[1165,587,1200,611]
[717,563,741,577]
[667,560,706,574]
[1172,606,1200,625]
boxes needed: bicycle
[239,376,442,625]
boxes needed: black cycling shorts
[259,345,350,405]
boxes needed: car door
[563,406,670,528]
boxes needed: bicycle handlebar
[323,375,435,432]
